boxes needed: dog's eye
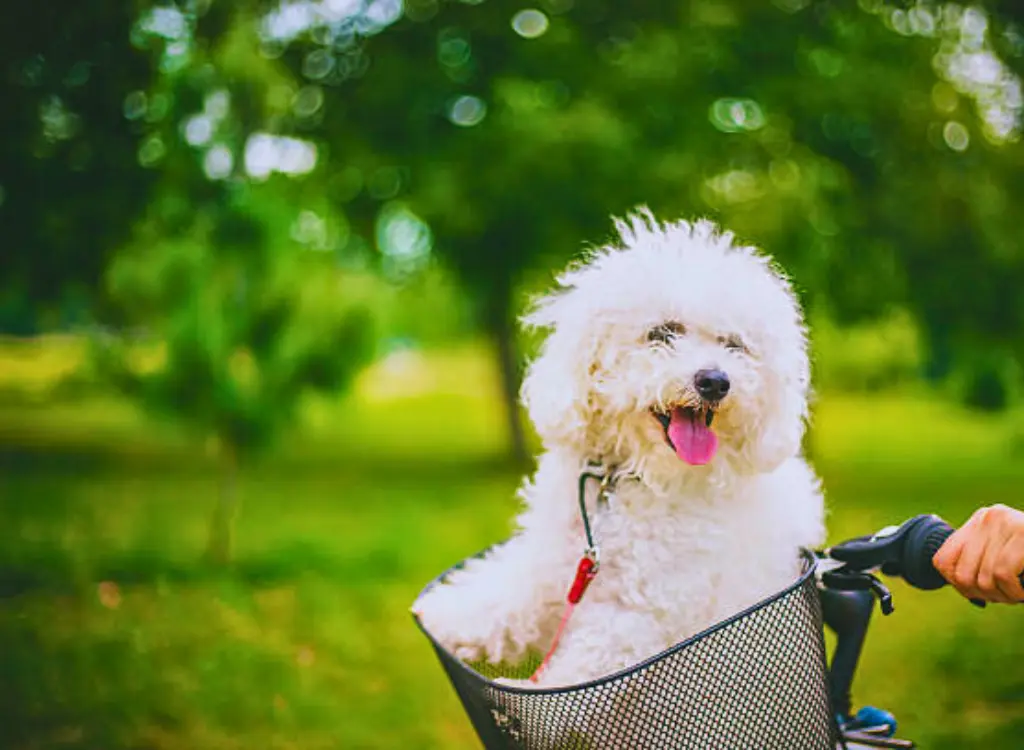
[720,335,748,354]
[647,321,686,344]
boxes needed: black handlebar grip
[900,515,954,591]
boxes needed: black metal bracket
[822,568,895,616]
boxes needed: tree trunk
[206,442,240,566]
[486,296,529,466]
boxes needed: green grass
[1,345,1023,749]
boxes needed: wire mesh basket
[413,548,838,749]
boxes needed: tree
[93,2,378,564]
[250,0,1024,464]
[260,0,704,461]
[8,0,1024,456]
[97,181,376,564]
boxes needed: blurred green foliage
[261,0,1024,449]
[98,186,376,458]
[4,0,1024,447]
[0,1,157,330]
[93,183,377,562]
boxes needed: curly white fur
[414,209,827,742]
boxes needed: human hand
[932,504,1024,604]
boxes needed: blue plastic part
[841,706,897,737]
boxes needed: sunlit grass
[0,340,1022,748]
[814,392,1024,474]
[0,334,88,396]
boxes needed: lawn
[0,342,1022,749]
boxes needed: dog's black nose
[694,369,730,401]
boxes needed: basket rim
[412,546,821,696]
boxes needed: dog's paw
[414,583,501,662]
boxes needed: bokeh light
[448,94,487,126]
[303,48,335,79]
[292,85,325,118]
[291,209,331,250]
[943,120,971,151]
[123,90,147,121]
[709,98,766,133]
[203,145,234,180]
[511,9,549,39]
[244,133,318,179]
[376,201,432,279]
[137,134,166,167]
[183,115,214,146]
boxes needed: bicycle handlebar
[825,513,1024,599]
[826,514,953,591]
[817,514,957,725]
[819,513,1022,735]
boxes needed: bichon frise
[415,209,825,696]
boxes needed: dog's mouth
[652,404,719,466]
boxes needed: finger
[989,504,1024,602]
[937,508,985,594]
[932,525,968,581]
[982,514,1021,603]
[978,537,1017,603]
[994,536,1024,603]
[977,506,1021,603]
[950,513,990,600]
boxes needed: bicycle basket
[413,548,837,749]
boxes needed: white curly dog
[414,209,826,711]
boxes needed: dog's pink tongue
[667,407,718,465]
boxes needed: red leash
[529,553,599,683]
[529,467,612,684]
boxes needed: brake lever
[826,521,909,574]
[824,515,987,609]
[820,566,895,615]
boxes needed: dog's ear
[520,287,602,449]
[736,329,811,474]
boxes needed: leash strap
[576,469,605,551]
[529,467,610,683]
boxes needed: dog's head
[521,208,810,481]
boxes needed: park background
[3,0,1024,747]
